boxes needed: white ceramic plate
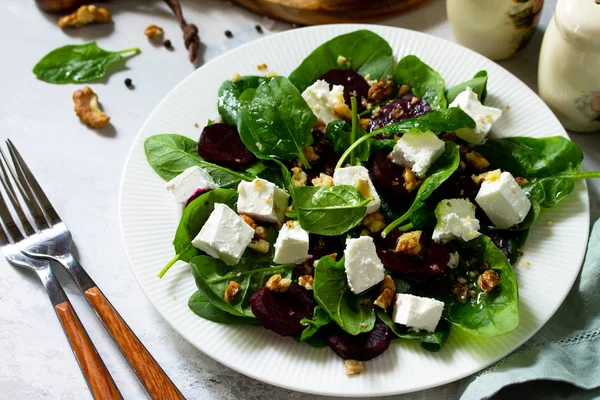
[119,24,589,397]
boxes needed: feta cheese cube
[475,171,531,229]
[447,251,460,269]
[191,203,254,266]
[301,80,345,125]
[392,293,444,332]
[449,87,503,144]
[344,236,385,294]
[237,178,289,224]
[432,198,481,243]
[273,221,309,264]
[389,130,445,178]
[333,166,381,214]
[165,166,217,203]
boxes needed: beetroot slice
[250,283,316,337]
[369,152,417,211]
[319,69,370,112]
[368,94,432,132]
[376,232,450,276]
[198,123,254,168]
[325,320,391,361]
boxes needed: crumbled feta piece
[475,171,531,229]
[447,251,460,269]
[389,130,445,178]
[165,166,217,203]
[449,87,503,144]
[191,203,254,266]
[333,166,381,214]
[344,236,385,294]
[237,178,289,224]
[392,293,444,332]
[273,221,309,264]
[301,80,345,125]
[432,198,481,243]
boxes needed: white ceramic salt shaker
[538,0,600,133]
[447,0,544,60]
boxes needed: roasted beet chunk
[198,123,254,168]
[309,234,345,261]
[319,69,370,112]
[325,320,391,361]
[370,152,417,210]
[368,94,432,132]
[250,283,316,337]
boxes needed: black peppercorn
[225,30,233,38]
[255,25,263,34]
[163,39,173,49]
[124,78,133,88]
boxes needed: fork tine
[3,145,51,230]
[0,149,36,236]
[6,139,61,225]
[0,175,24,243]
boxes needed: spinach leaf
[443,236,519,337]
[288,30,394,92]
[33,42,139,84]
[446,70,488,104]
[292,185,371,236]
[523,177,575,208]
[300,306,331,342]
[373,107,475,137]
[158,189,238,278]
[313,256,376,335]
[189,255,295,318]
[144,134,257,187]
[238,76,316,168]
[326,103,370,165]
[217,76,265,125]
[382,142,460,237]
[474,136,584,179]
[188,291,259,324]
[393,55,447,110]
[377,310,450,352]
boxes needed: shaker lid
[556,0,600,42]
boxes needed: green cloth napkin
[459,218,600,400]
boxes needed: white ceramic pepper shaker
[538,0,600,133]
[447,0,544,60]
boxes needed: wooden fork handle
[85,287,184,400]
[55,302,122,400]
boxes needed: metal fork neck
[36,266,69,308]
[56,253,96,293]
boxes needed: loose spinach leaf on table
[300,306,332,342]
[313,256,376,335]
[377,310,450,352]
[292,185,371,236]
[442,236,519,337]
[189,255,295,319]
[393,55,447,110]
[238,76,316,168]
[446,70,488,104]
[33,42,140,84]
[144,134,259,186]
[382,142,460,237]
[217,76,265,125]
[288,30,394,92]
[188,291,259,324]
[158,189,238,278]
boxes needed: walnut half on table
[73,87,110,128]
[58,5,112,29]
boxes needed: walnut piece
[465,151,490,169]
[472,169,501,185]
[303,146,320,163]
[257,63,268,71]
[344,360,366,376]
[478,270,500,292]
[291,167,307,187]
[402,168,421,192]
[145,24,164,39]
[452,282,469,303]
[361,211,386,233]
[241,215,257,229]
[254,226,267,240]
[59,5,112,29]
[397,84,411,97]
[515,177,528,187]
[374,275,396,310]
[312,173,334,187]
[395,231,423,255]
[368,79,395,103]
[298,275,314,291]
[265,274,291,292]
[248,239,270,254]
[73,86,110,128]
[224,281,241,302]
[332,103,369,128]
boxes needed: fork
[0,140,184,400]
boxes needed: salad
[144,30,599,375]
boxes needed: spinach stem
[158,251,182,278]
[335,130,378,170]
[118,47,141,56]
[381,212,411,238]
[565,171,600,179]
[397,222,414,231]
[350,97,358,166]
